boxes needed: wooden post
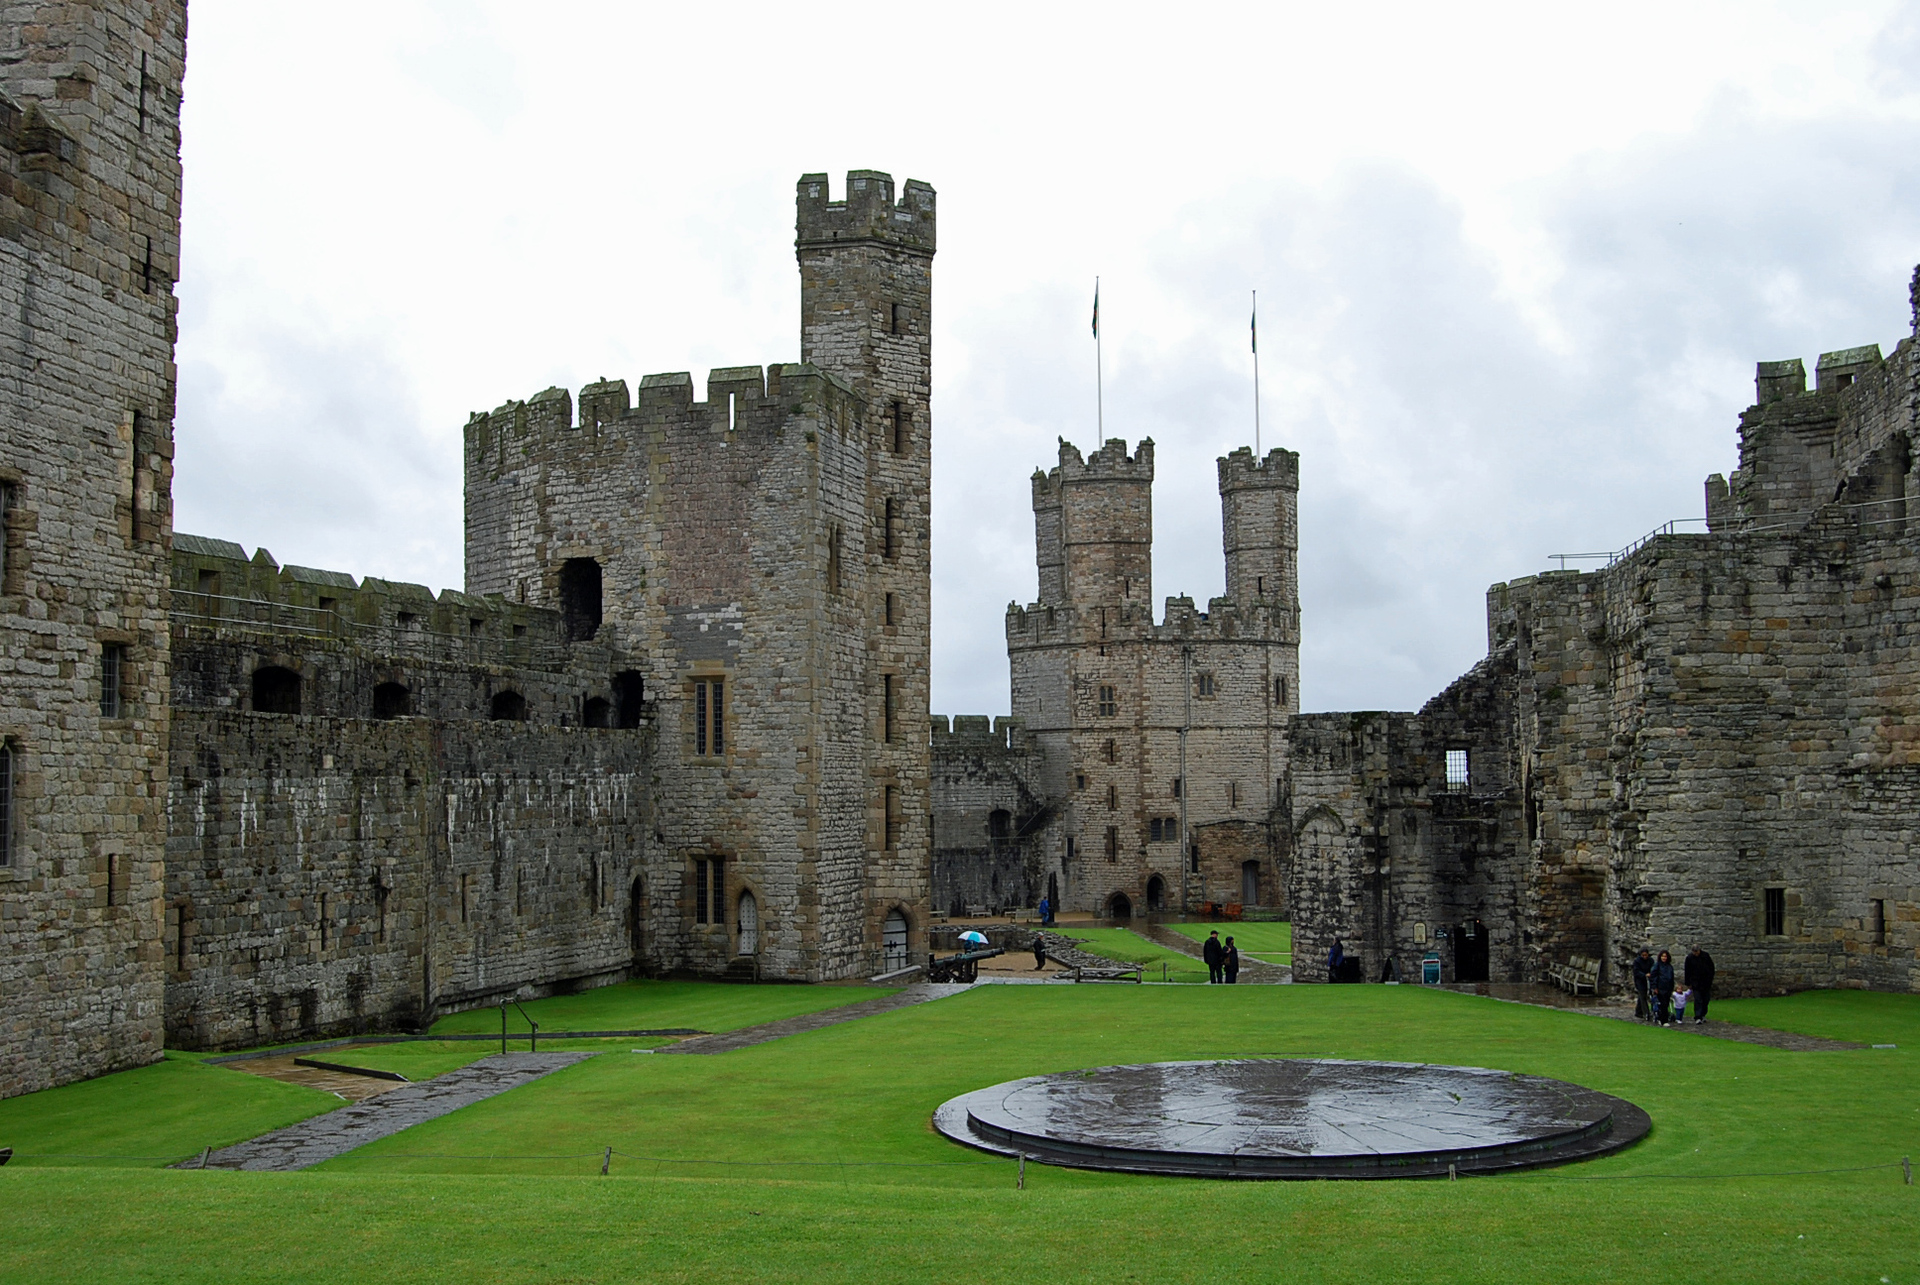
[602,1147,612,1176]
[1018,1154,1026,1189]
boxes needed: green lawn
[1166,919,1292,964]
[1057,926,1211,982]
[0,1053,336,1168]
[2,985,1916,1282]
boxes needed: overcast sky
[172,0,1920,716]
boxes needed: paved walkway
[658,984,967,1055]
[1137,922,1293,983]
[182,1052,594,1171]
[1439,982,1866,1050]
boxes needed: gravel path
[180,1052,594,1171]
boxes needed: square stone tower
[0,2,189,1099]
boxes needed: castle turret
[1043,438,1154,614]
[1219,446,1300,606]
[1032,467,1065,604]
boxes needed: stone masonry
[0,2,188,1100]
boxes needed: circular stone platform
[933,1059,1649,1179]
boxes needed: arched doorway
[1108,892,1132,922]
[252,666,301,715]
[1241,861,1260,906]
[1455,918,1489,983]
[1146,874,1166,912]
[737,890,759,956]
[883,909,909,972]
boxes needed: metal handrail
[1548,493,1920,572]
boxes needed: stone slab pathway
[658,984,967,1055]
[182,1052,594,1171]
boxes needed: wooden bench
[1547,955,1601,995]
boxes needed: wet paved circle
[934,1059,1649,1178]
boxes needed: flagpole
[1095,276,1104,438]
[1251,288,1261,457]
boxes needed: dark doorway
[252,666,301,715]
[1108,892,1132,921]
[372,682,410,720]
[614,670,644,728]
[560,557,602,642]
[1146,874,1166,912]
[883,909,909,972]
[1241,861,1260,906]
[582,697,611,728]
[1455,918,1490,983]
[490,690,528,722]
[987,809,1011,840]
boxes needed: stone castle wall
[0,3,187,1099]
[930,715,1051,915]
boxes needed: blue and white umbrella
[959,930,990,947]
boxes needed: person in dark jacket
[1632,948,1654,1022]
[1032,936,1047,971]
[1651,950,1676,1025]
[1203,931,1225,984]
[1328,938,1346,983]
[1684,946,1715,1023]
[1223,937,1240,984]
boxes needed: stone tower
[460,171,935,981]
[0,2,190,1099]
[1005,441,1299,919]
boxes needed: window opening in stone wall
[469,617,485,636]
[1228,781,1239,808]
[1836,372,1855,389]
[1103,738,1116,764]
[1871,898,1888,945]
[695,859,710,925]
[583,696,611,728]
[460,873,471,923]
[513,623,527,638]
[883,498,900,560]
[1189,843,1200,874]
[827,525,841,593]
[560,557,603,642]
[375,881,388,944]
[1445,749,1470,793]
[373,682,410,720]
[138,234,153,293]
[106,852,130,907]
[396,611,417,631]
[883,673,897,743]
[100,642,127,718]
[1276,676,1288,705]
[1104,826,1119,861]
[137,51,149,131]
[885,785,902,851]
[0,480,14,590]
[1098,685,1117,717]
[890,401,908,454]
[515,869,525,917]
[1764,886,1786,937]
[1172,777,1182,799]
[614,671,645,729]
[320,891,331,950]
[1064,836,1076,864]
[0,741,11,867]
[1196,672,1215,698]
[728,392,737,432]
[1105,782,1118,810]
[988,809,1010,840]
[738,889,759,955]
[175,903,190,969]
[891,302,906,335]
[885,592,898,626]
[1257,575,1264,597]
[490,689,527,722]
[693,678,725,755]
[253,666,301,715]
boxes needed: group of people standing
[1632,946,1715,1025]
[1202,931,1241,983]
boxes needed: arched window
[613,670,644,729]
[372,682,410,720]
[559,557,602,642]
[1146,874,1166,912]
[987,809,1011,840]
[490,690,528,722]
[737,889,759,956]
[582,697,611,728]
[252,666,301,715]
[883,908,909,972]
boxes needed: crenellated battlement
[931,714,1036,753]
[1218,445,1300,491]
[1039,436,1155,490]
[1004,595,1298,649]
[796,169,936,255]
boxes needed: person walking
[1032,935,1047,971]
[1651,949,1676,1025]
[1328,937,1346,984]
[1038,896,1052,927]
[1223,936,1240,984]
[1684,945,1715,1023]
[1203,930,1225,984]
[1632,948,1654,1022]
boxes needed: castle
[4,2,1917,1106]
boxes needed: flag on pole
[1250,300,1257,353]
[1092,282,1100,339]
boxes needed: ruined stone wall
[0,3,187,1100]
[930,715,1051,915]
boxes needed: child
[1671,985,1691,1025]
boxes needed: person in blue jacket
[1650,949,1676,1025]
[1327,938,1346,983]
